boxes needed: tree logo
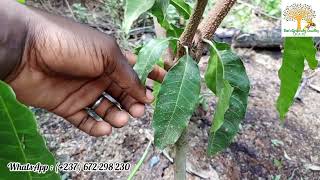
[282,1,320,37]
[283,4,315,30]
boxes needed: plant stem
[172,1,208,179]
[176,0,208,60]
[194,0,237,60]
[159,0,235,179]
[127,140,152,180]
[174,128,188,180]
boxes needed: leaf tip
[276,99,288,123]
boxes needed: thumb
[107,48,154,104]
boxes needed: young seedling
[0,0,318,179]
[123,0,319,179]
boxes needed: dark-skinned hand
[2,1,166,137]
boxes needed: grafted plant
[123,0,319,179]
[0,0,318,179]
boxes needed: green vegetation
[0,81,59,180]
[0,0,317,179]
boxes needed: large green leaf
[158,20,182,52]
[170,0,192,19]
[150,0,170,23]
[205,42,234,135]
[153,55,201,149]
[150,0,183,39]
[277,37,318,120]
[149,0,183,52]
[150,1,182,52]
[206,49,250,155]
[133,38,171,84]
[0,81,59,179]
[123,0,155,34]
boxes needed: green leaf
[152,61,164,106]
[163,22,182,52]
[277,37,318,120]
[0,81,59,180]
[152,81,162,107]
[133,38,171,84]
[133,44,143,55]
[166,23,184,38]
[17,0,25,4]
[205,45,225,94]
[150,1,183,39]
[205,42,234,151]
[123,0,155,34]
[211,80,233,133]
[153,55,201,149]
[127,140,152,180]
[150,0,170,23]
[214,41,231,51]
[149,1,182,51]
[205,48,250,155]
[160,21,182,51]
[170,0,192,19]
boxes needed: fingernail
[146,90,154,101]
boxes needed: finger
[124,51,136,66]
[121,96,145,118]
[148,66,166,82]
[108,49,154,103]
[94,98,129,128]
[105,81,146,117]
[115,89,145,117]
[52,76,111,117]
[124,51,167,82]
[66,110,112,137]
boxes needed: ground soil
[28,0,320,179]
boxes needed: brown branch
[194,0,237,60]
[153,17,175,70]
[176,0,208,61]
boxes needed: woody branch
[194,0,237,60]
[174,0,237,63]
[176,0,208,60]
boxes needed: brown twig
[153,17,175,70]
[194,0,237,60]
[176,0,208,60]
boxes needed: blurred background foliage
[29,0,280,47]
[69,0,280,30]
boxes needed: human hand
[4,5,166,137]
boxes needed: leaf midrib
[161,56,190,143]
[0,95,31,180]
